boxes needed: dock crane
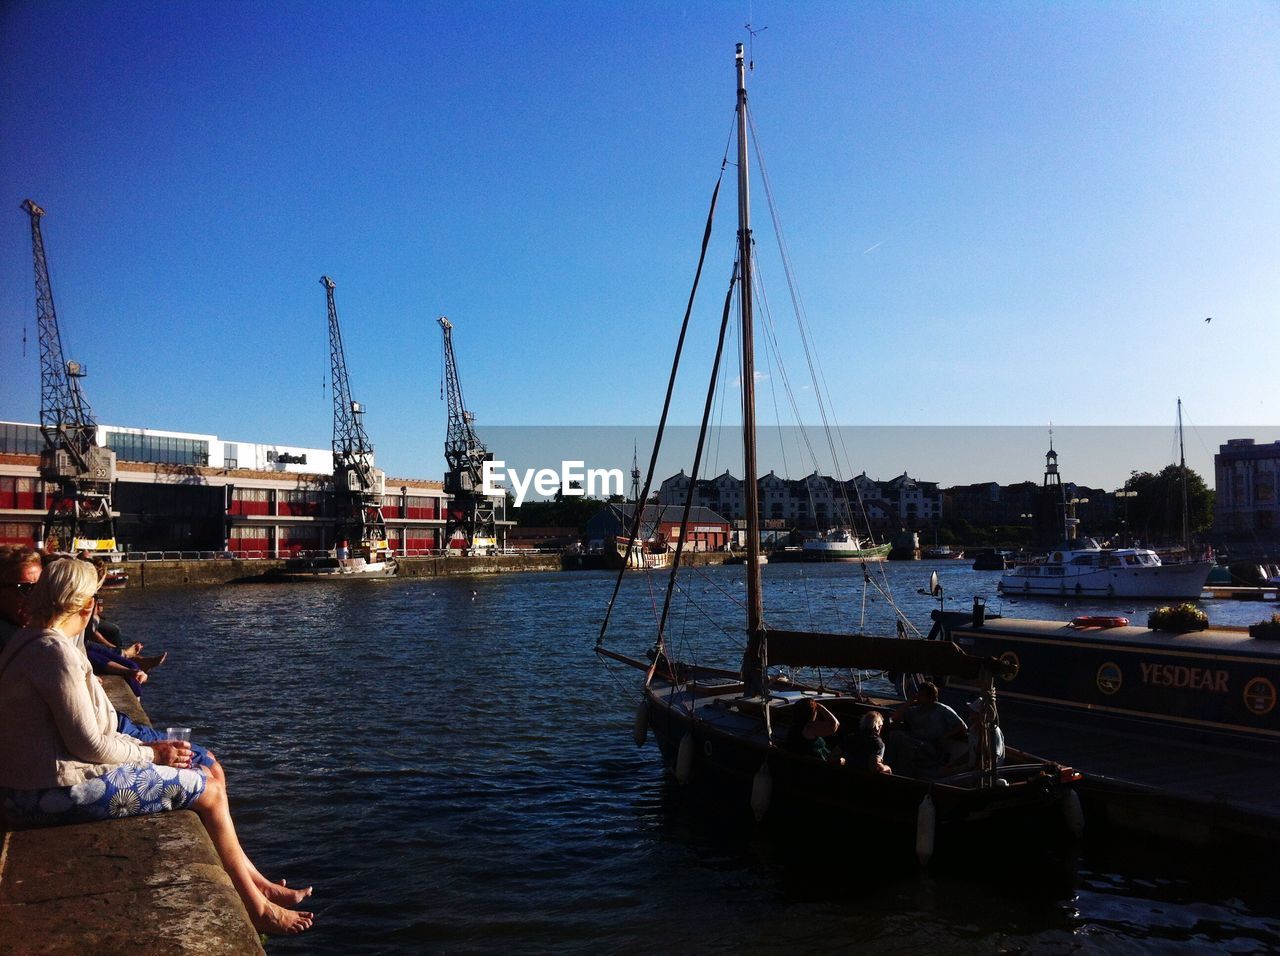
[22,199,118,556]
[438,317,498,554]
[322,276,390,562]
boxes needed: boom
[22,199,117,554]
[438,317,497,553]
[321,276,388,557]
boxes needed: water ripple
[108,566,1280,954]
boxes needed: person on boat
[885,681,967,780]
[0,558,314,935]
[946,698,1005,776]
[784,698,842,763]
[849,711,892,774]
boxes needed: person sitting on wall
[86,592,167,672]
[0,559,315,934]
[0,551,227,786]
[849,710,892,774]
[784,698,843,764]
[884,681,967,780]
[0,546,42,650]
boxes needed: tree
[1123,466,1214,545]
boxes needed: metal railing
[120,547,555,562]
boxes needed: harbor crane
[322,276,390,561]
[438,317,498,554]
[22,199,118,556]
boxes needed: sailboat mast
[1178,397,1190,553]
[736,43,766,674]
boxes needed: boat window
[1125,555,1140,565]
[1044,567,1064,576]
[1070,555,1095,566]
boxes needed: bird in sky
[1205,317,1212,323]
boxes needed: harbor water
[114,563,1280,954]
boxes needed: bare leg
[197,755,311,904]
[192,777,314,935]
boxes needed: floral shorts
[1,763,207,826]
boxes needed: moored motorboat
[998,538,1212,600]
[273,543,397,579]
[971,549,1015,571]
[801,528,891,562]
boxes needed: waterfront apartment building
[0,420,504,556]
[657,469,942,533]
[1214,438,1280,541]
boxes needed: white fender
[675,732,695,784]
[750,763,773,822]
[632,701,649,747]
[1062,790,1085,838]
[916,794,936,866]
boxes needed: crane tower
[22,199,118,555]
[438,317,498,554]
[322,276,390,561]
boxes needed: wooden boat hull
[641,677,1080,856]
[602,538,673,571]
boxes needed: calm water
[108,563,1280,954]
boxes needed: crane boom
[438,317,497,554]
[22,199,117,554]
[321,276,388,558]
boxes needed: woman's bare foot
[255,875,313,905]
[122,642,145,658]
[251,901,314,935]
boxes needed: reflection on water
[104,564,1280,954]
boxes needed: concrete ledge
[0,814,263,955]
[0,678,263,955]
[397,554,563,576]
[128,560,287,589]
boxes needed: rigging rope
[596,164,726,648]
[652,263,740,674]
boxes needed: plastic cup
[165,727,191,743]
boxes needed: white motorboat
[998,538,1211,599]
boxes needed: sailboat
[596,45,1082,863]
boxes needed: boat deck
[962,616,1275,658]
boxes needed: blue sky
[2,1,1277,489]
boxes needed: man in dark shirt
[885,681,966,779]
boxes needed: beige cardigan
[0,627,154,789]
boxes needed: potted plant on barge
[1147,603,1209,633]
[1248,614,1280,640]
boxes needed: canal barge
[934,608,1280,842]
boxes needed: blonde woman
[0,559,314,936]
